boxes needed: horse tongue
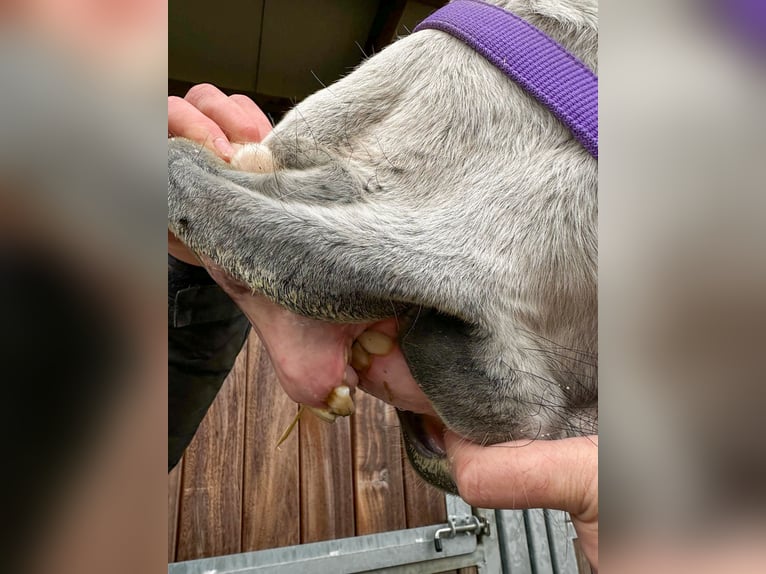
[205,265,367,410]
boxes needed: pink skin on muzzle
[205,263,437,416]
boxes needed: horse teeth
[326,384,355,416]
[307,406,338,423]
[351,341,371,371]
[358,330,394,355]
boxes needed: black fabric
[167,255,249,470]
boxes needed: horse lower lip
[421,415,447,455]
[423,434,446,457]
[399,411,447,458]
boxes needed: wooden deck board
[402,441,448,528]
[176,345,248,561]
[241,334,301,551]
[168,457,182,562]
[171,335,458,563]
[352,392,407,535]
[299,405,355,543]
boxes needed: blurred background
[600,0,766,570]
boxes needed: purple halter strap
[415,0,598,158]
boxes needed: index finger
[229,94,273,140]
[168,95,235,160]
[184,84,265,144]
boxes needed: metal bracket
[433,513,490,552]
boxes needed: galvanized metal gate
[168,495,583,573]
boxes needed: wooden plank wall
[169,331,475,573]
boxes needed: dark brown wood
[352,393,407,535]
[241,333,301,551]
[414,0,449,8]
[299,407,355,543]
[168,331,457,561]
[401,441,448,528]
[365,0,408,55]
[168,457,183,562]
[176,346,248,561]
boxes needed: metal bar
[543,510,579,574]
[446,493,474,519]
[495,510,532,574]
[361,551,494,574]
[474,507,502,574]
[524,509,554,574]
[368,507,502,574]
[169,522,477,574]
[168,496,576,574]
[443,495,502,573]
[434,515,486,552]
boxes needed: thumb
[444,432,598,518]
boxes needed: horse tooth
[351,341,371,371]
[358,331,394,355]
[307,406,338,423]
[327,384,355,416]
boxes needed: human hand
[361,342,598,569]
[167,84,272,264]
[168,83,271,159]
[446,432,598,571]
[360,339,598,572]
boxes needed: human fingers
[168,95,235,160]
[446,433,598,569]
[229,94,273,140]
[184,83,265,144]
[445,433,598,516]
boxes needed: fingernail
[213,137,234,160]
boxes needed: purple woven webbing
[415,0,598,158]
